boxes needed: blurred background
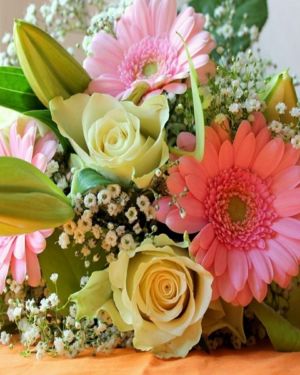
[0,0,299,76]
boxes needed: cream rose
[49,93,169,188]
[71,236,213,358]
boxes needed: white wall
[0,0,300,76]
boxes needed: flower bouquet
[0,0,300,360]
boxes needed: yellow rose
[49,93,169,188]
[71,236,213,358]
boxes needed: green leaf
[14,20,91,108]
[0,157,74,235]
[250,300,300,351]
[24,109,72,152]
[69,270,112,319]
[286,279,300,329]
[203,299,246,343]
[190,0,268,56]
[0,66,44,112]
[170,36,205,161]
[71,168,113,195]
[39,231,106,310]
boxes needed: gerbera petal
[273,188,300,217]
[248,269,268,302]
[267,239,299,277]
[155,197,172,223]
[11,257,27,285]
[166,172,187,195]
[25,231,47,254]
[247,249,273,283]
[214,244,228,277]
[205,127,221,152]
[276,234,300,261]
[219,140,234,170]
[185,174,207,201]
[217,272,237,303]
[271,166,300,194]
[235,283,253,306]
[234,132,256,168]
[26,251,41,287]
[233,121,252,154]
[272,143,300,175]
[252,138,285,179]
[228,249,248,291]
[272,218,300,239]
[166,210,205,234]
[201,141,219,177]
[13,235,25,260]
[178,195,205,218]
[252,127,271,160]
[251,112,268,135]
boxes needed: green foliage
[69,270,112,319]
[0,66,44,112]
[190,0,268,57]
[251,300,300,351]
[0,157,73,235]
[39,231,106,309]
[71,168,113,195]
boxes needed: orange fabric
[0,345,300,375]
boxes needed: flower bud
[14,20,91,108]
[260,71,298,123]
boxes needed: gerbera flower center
[119,36,179,87]
[227,195,248,223]
[204,167,278,250]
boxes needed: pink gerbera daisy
[156,113,300,306]
[0,120,57,292]
[84,0,215,99]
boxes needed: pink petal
[163,83,187,95]
[273,188,300,217]
[272,218,300,239]
[252,138,285,179]
[228,249,248,291]
[185,174,207,201]
[201,141,219,177]
[271,166,300,195]
[11,256,26,284]
[247,249,273,283]
[219,140,234,170]
[176,132,196,152]
[25,231,47,254]
[276,234,300,261]
[193,223,215,252]
[151,0,177,36]
[234,132,256,169]
[166,172,187,195]
[272,144,300,175]
[267,239,299,277]
[88,75,126,97]
[217,272,237,303]
[233,121,252,154]
[214,243,228,276]
[166,210,205,234]
[205,127,221,152]
[177,195,205,218]
[251,112,267,135]
[211,119,230,142]
[155,197,172,223]
[0,133,10,156]
[32,153,48,172]
[202,238,219,269]
[13,235,25,260]
[235,283,253,306]
[252,127,271,161]
[179,156,207,180]
[26,251,41,287]
[248,269,268,302]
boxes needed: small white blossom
[73,229,85,245]
[108,184,121,198]
[48,293,59,308]
[290,107,300,118]
[97,189,112,205]
[269,120,283,134]
[104,230,118,247]
[84,193,97,209]
[54,337,65,355]
[133,223,142,234]
[63,329,75,344]
[0,332,11,345]
[58,232,70,249]
[275,102,287,114]
[50,273,59,283]
[291,134,300,149]
[45,160,59,177]
[125,207,138,223]
[63,221,76,236]
[91,224,102,239]
[229,103,241,113]
[80,276,90,288]
[119,234,135,251]
[136,196,150,212]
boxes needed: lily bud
[14,20,91,108]
[260,71,298,123]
